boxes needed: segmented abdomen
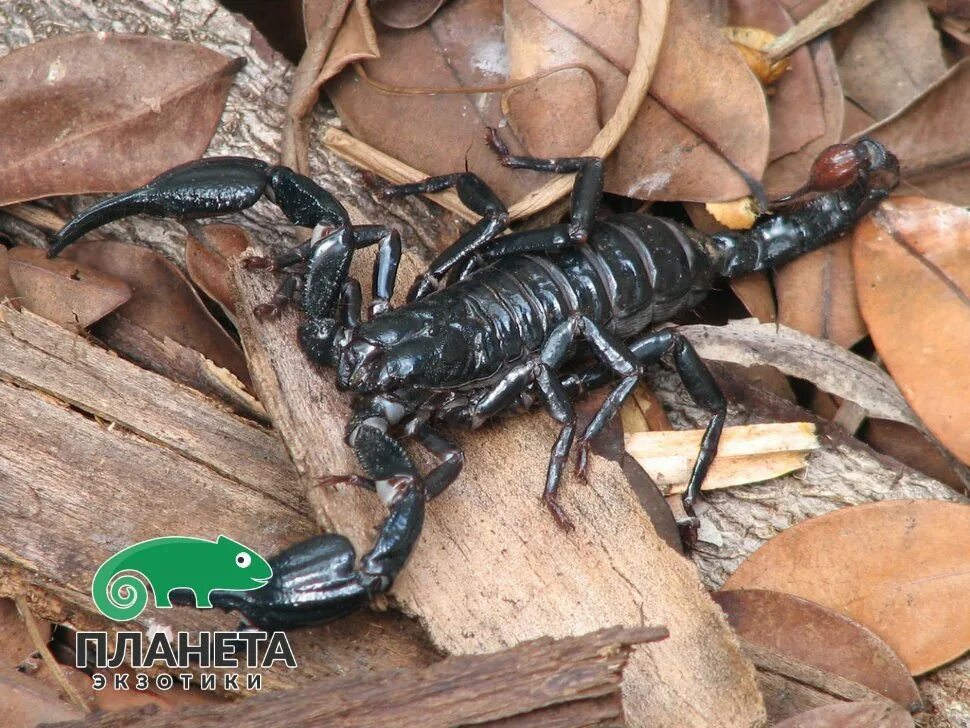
[447,213,718,362]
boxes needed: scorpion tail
[714,139,899,278]
[47,157,275,258]
[91,565,150,622]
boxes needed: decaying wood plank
[230,247,765,727]
[0,306,294,509]
[47,627,667,728]
[0,309,438,686]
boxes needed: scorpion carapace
[49,135,899,631]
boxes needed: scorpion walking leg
[367,171,509,300]
[485,127,604,243]
[406,422,465,499]
[563,329,726,530]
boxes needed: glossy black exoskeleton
[49,134,899,631]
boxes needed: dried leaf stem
[764,0,879,62]
[14,596,90,712]
[281,0,354,174]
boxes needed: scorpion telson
[49,136,899,631]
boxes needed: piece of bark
[230,250,765,727]
[46,626,666,728]
[0,308,437,687]
[739,639,898,724]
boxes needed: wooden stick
[764,0,879,62]
[47,627,668,728]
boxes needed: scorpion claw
[360,170,395,198]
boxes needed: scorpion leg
[366,171,509,300]
[455,225,573,280]
[406,421,465,499]
[562,329,726,534]
[485,128,603,244]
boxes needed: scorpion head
[332,307,483,394]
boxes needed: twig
[14,596,90,712]
[280,0,354,174]
[3,202,67,232]
[764,0,879,62]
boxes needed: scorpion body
[49,134,899,631]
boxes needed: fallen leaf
[714,589,920,709]
[0,248,21,311]
[731,273,777,322]
[859,59,970,206]
[760,0,844,196]
[507,0,769,201]
[304,0,381,85]
[864,419,966,491]
[370,0,450,28]
[723,27,791,85]
[772,700,914,727]
[6,246,131,329]
[185,224,252,317]
[852,197,970,464]
[774,237,868,348]
[680,320,919,427]
[727,0,827,162]
[327,0,548,203]
[724,500,970,674]
[838,0,947,121]
[62,240,252,390]
[0,33,243,206]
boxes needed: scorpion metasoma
[48,132,899,631]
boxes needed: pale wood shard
[47,627,667,728]
[230,250,765,727]
[625,422,818,490]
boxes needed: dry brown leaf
[680,319,919,426]
[859,59,970,206]
[852,197,970,465]
[185,224,252,317]
[6,246,131,329]
[327,0,548,203]
[838,0,947,121]
[774,236,868,347]
[724,500,970,674]
[507,0,769,201]
[760,0,844,196]
[0,248,20,311]
[62,240,252,390]
[772,701,914,727]
[864,419,966,491]
[304,0,380,85]
[723,27,791,85]
[713,589,920,709]
[370,0,450,28]
[0,33,242,206]
[728,0,828,164]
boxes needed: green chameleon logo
[92,536,272,621]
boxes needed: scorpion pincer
[48,134,899,631]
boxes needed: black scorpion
[48,133,899,631]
